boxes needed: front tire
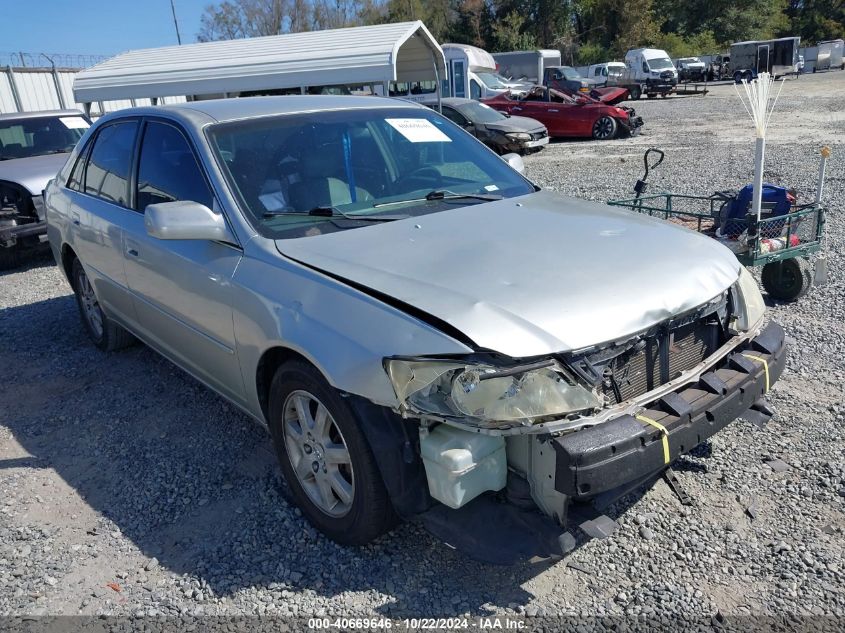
[592,116,618,140]
[71,258,135,351]
[267,361,397,545]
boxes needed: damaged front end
[618,106,644,136]
[0,180,47,263]
[385,269,784,561]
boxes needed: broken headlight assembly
[734,267,766,332]
[384,358,601,426]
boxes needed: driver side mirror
[145,200,236,242]
[500,152,525,174]
[575,96,589,105]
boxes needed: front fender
[231,240,474,420]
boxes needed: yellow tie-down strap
[636,414,670,465]
[742,353,770,393]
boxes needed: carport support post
[430,47,442,113]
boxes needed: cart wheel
[761,258,813,301]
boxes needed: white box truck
[438,43,528,102]
[492,49,562,84]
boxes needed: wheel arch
[60,243,78,285]
[255,345,322,423]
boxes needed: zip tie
[742,353,770,393]
[636,414,670,465]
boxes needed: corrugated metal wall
[1,66,186,116]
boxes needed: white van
[624,48,678,96]
[582,62,627,86]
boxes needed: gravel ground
[1,72,843,624]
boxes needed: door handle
[513,107,522,111]
[125,238,140,258]
[71,212,80,226]
[549,109,559,112]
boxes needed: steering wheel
[395,167,441,192]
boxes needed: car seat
[288,145,371,211]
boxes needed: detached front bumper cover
[553,321,786,499]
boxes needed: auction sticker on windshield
[59,117,90,129]
[386,118,451,143]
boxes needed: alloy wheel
[282,390,355,517]
[77,268,104,339]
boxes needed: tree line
[198,0,844,64]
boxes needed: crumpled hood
[0,153,69,195]
[276,190,741,358]
[482,115,546,134]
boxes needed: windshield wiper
[373,190,503,208]
[263,206,407,221]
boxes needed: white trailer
[491,49,562,85]
[815,39,844,72]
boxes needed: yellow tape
[742,354,770,393]
[636,414,670,465]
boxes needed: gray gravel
[1,72,843,621]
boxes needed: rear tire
[592,116,618,140]
[629,86,641,100]
[267,361,397,545]
[733,71,743,83]
[0,245,22,271]
[761,258,813,302]
[71,258,135,351]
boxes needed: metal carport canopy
[72,21,445,103]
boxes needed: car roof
[441,97,478,108]
[107,95,426,126]
[0,109,86,122]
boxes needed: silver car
[1,110,90,269]
[46,96,785,557]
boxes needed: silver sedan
[46,96,784,555]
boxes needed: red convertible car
[482,87,643,140]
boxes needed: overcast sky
[3,0,209,61]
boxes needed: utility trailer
[814,39,844,72]
[730,37,800,82]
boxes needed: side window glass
[642,61,649,73]
[136,121,213,211]
[84,121,138,206]
[67,146,88,192]
[442,108,465,126]
[469,79,481,100]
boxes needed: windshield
[0,115,89,161]
[607,65,625,77]
[561,67,582,80]
[456,101,506,124]
[648,57,674,70]
[476,72,512,89]
[209,107,535,239]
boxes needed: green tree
[492,10,539,51]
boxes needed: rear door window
[135,121,213,211]
[84,121,139,206]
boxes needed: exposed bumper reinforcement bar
[553,321,786,499]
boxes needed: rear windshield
[0,115,89,161]
[208,107,535,239]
